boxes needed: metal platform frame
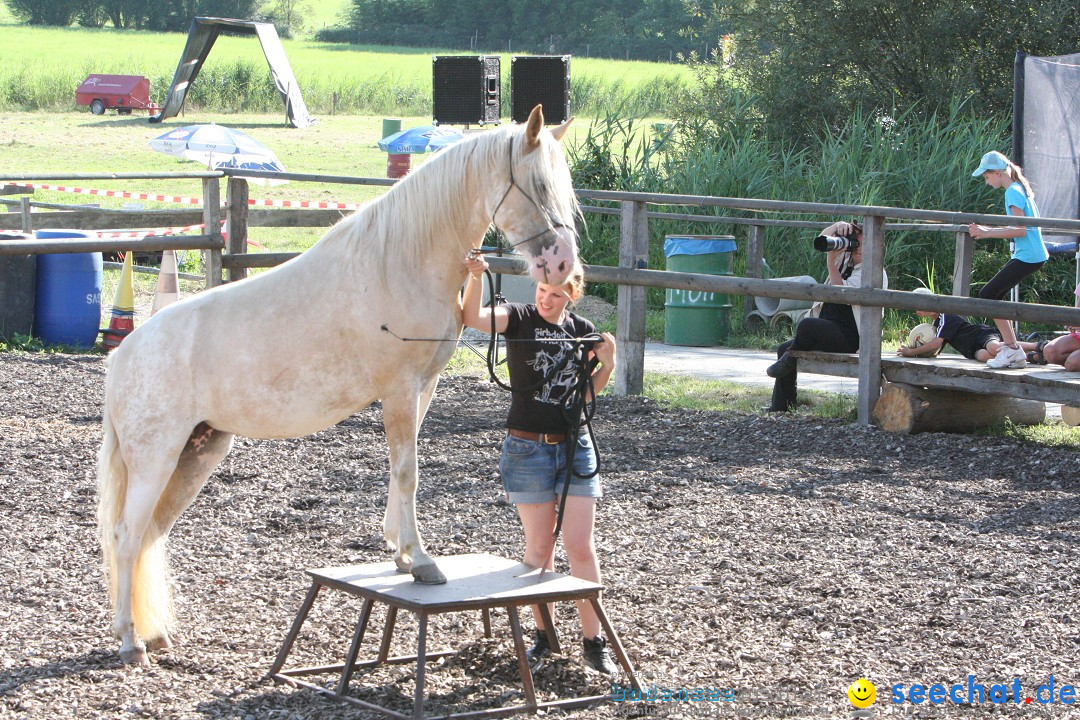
[269,553,641,719]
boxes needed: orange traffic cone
[102,252,135,351]
[151,250,180,315]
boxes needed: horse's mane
[315,122,577,274]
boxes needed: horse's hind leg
[111,462,179,666]
[382,378,446,585]
[143,424,235,653]
[153,425,235,537]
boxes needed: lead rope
[551,349,600,546]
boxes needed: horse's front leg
[381,383,446,585]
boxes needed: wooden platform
[269,553,641,720]
[791,351,1080,406]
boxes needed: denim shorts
[499,432,602,504]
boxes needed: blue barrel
[34,230,103,349]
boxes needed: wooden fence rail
[0,235,223,255]
[3,170,1080,427]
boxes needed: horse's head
[493,105,579,286]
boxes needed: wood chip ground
[1,352,1077,719]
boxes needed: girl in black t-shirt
[461,252,619,676]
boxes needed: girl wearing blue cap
[968,150,1048,369]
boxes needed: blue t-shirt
[1004,182,1049,263]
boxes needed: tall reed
[568,101,1076,331]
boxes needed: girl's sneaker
[582,635,619,675]
[987,344,1026,369]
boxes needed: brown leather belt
[508,428,567,444]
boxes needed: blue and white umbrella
[377,125,465,154]
[150,124,287,184]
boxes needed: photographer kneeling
[765,220,888,412]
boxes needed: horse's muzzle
[528,227,577,286]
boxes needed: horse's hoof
[394,557,412,574]
[120,646,150,667]
[412,563,447,585]
[145,634,173,652]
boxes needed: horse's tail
[97,404,174,641]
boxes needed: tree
[5,0,77,24]
[343,0,704,58]
[696,0,1080,145]
[202,0,265,20]
[265,0,311,35]
[94,0,146,28]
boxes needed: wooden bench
[790,350,1080,433]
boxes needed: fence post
[19,196,31,234]
[225,177,249,283]
[614,200,649,396]
[952,231,973,297]
[745,224,765,327]
[857,214,885,426]
[202,178,222,289]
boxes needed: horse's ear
[525,105,544,148]
[550,117,574,142]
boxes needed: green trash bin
[664,235,736,346]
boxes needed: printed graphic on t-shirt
[527,328,580,405]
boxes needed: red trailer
[75,74,160,116]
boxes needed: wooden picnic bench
[790,350,1080,433]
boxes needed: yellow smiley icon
[847,678,876,708]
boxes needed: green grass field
[303,0,352,36]
[0,24,690,116]
[0,24,686,87]
[0,111,463,256]
[0,109,640,256]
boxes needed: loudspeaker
[511,55,571,124]
[432,55,501,125]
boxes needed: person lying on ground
[899,287,1040,363]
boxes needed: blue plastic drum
[34,230,103,348]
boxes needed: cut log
[872,381,1046,434]
[1062,405,1080,427]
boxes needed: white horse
[98,105,579,665]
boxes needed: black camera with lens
[813,231,860,253]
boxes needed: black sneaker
[526,629,551,672]
[582,635,619,675]
[766,352,796,378]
